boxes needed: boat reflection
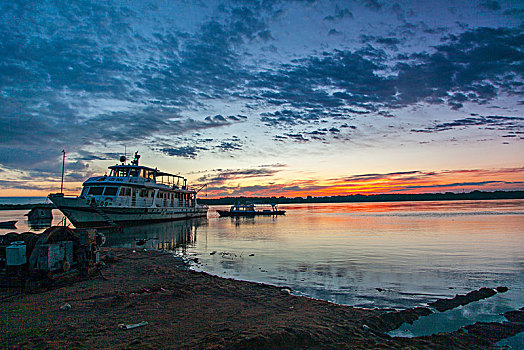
[26,206,54,230]
[27,218,53,230]
[226,216,282,227]
[99,218,207,252]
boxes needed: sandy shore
[1,248,522,349]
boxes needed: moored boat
[48,152,208,228]
[217,204,285,217]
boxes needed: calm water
[0,197,48,205]
[2,200,523,343]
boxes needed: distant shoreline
[0,203,56,211]
[1,190,522,210]
[198,190,524,205]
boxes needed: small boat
[0,220,17,228]
[217,204,285,217]
[25,206,53,220]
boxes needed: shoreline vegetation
[0,190,523,210]
[1,248,522,349]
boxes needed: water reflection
[99,218,207,252]
[27,218,53,230]
[224,215,283,227]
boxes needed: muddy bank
[1,248,522,349]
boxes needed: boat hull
[49,195,208,228]
[0,220,17,228]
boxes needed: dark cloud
[205,115,228,124]
[397,180,524,192]
[257,29,274,41]
[503,8,524,17]
[308,129,327,135]
[197,167,281,186]
[324,6,353,21]
[480,1,501,11]
[216,140,243,152]
[411,115,524,134]
[247,25,523,118]
[343,170,421,182]
[284,133,309,142]
[227,114,248,121]
[160,146,206,159]
[249,47,391,111]
[260,109,323,126]
[361,35,400,47]
[0,0,261,173]
[0,180,52,191]
[391,3,407,21]
[1,0,522,183]
[362,0,384,11]
[273,135,288,141]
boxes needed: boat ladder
[91,202,118,227]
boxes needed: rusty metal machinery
[0,226,105,288]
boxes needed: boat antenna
[196,183,207,193]
[131,151,140,166]
[60,149,66,194]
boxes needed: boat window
[111,168,129,177]
[88,187,104,195]
[104,187,118,196]
[81,187,89,196]
[129,168,140,177]
[119,187,129,196]
[144,169,156,180]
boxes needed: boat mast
[60,149,65,194]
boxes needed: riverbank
[1,248,522,349]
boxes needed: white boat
[48,152,208,228]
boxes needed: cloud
[246,25,523,118]
[411,115,524,134]
[204,166,524,197]
[160,146,207,159]
[0,180,53,191]
[324,6,353,21]
[362,0,384,11]
[480,1,501,11]
[216,139,243,152]
[361,35,400,47]
[260,109,323,126]
[197,166,282,186]
[0,0,262,172]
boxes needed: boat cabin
[79,157,197,209]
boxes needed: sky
[0,0,523,198]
